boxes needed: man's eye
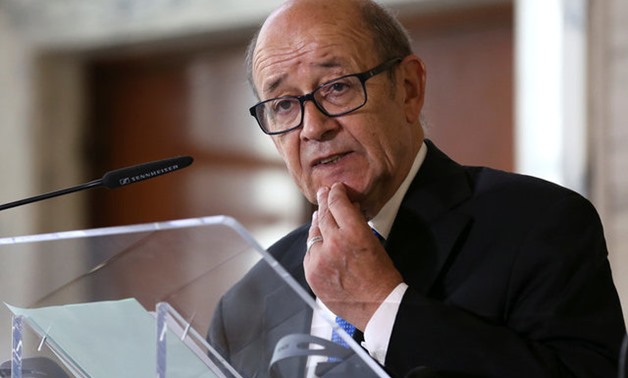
[325,81,351,96]
[271,99,296,113]
[319,79,355,100]
[328,81,350,94]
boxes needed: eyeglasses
[249,57,403,135]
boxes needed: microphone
[0,155,193,211]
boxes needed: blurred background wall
[0,0,626,349]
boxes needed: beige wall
[589,0,628,321]
[0,8,38,236]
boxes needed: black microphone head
[101,156,193,189]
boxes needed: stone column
[589,0,628,323]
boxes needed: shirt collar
[368,141,427,239]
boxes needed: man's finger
[326,182,368,233]
[308,210,320,235]
[316,186,339,233]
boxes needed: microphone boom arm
[0,180,102,211]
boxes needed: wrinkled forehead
[252,3,376,94]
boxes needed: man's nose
[300,101,339,141]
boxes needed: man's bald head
[245,0,413,98]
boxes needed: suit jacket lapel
[386,140,472,295]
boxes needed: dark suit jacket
[208,140,625,378]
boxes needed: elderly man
[208,0,625,377]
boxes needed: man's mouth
[315,153,348,166]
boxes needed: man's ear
[400,55,426,123]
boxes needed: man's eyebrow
[263,75,285,96]
[262,59,346,96]
[315,59,346,75]
[318,59,344,69]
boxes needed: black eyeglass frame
[249,57,404,135]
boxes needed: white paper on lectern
[6,298,217,377]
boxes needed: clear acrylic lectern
[0,216,389,377]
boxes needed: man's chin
[306,181,368,210]
[343,184,364,203]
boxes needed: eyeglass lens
[256,75,366,134]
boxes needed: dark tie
[331,315,356,348]
[372,227,385,243]
[327,316,356,363]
